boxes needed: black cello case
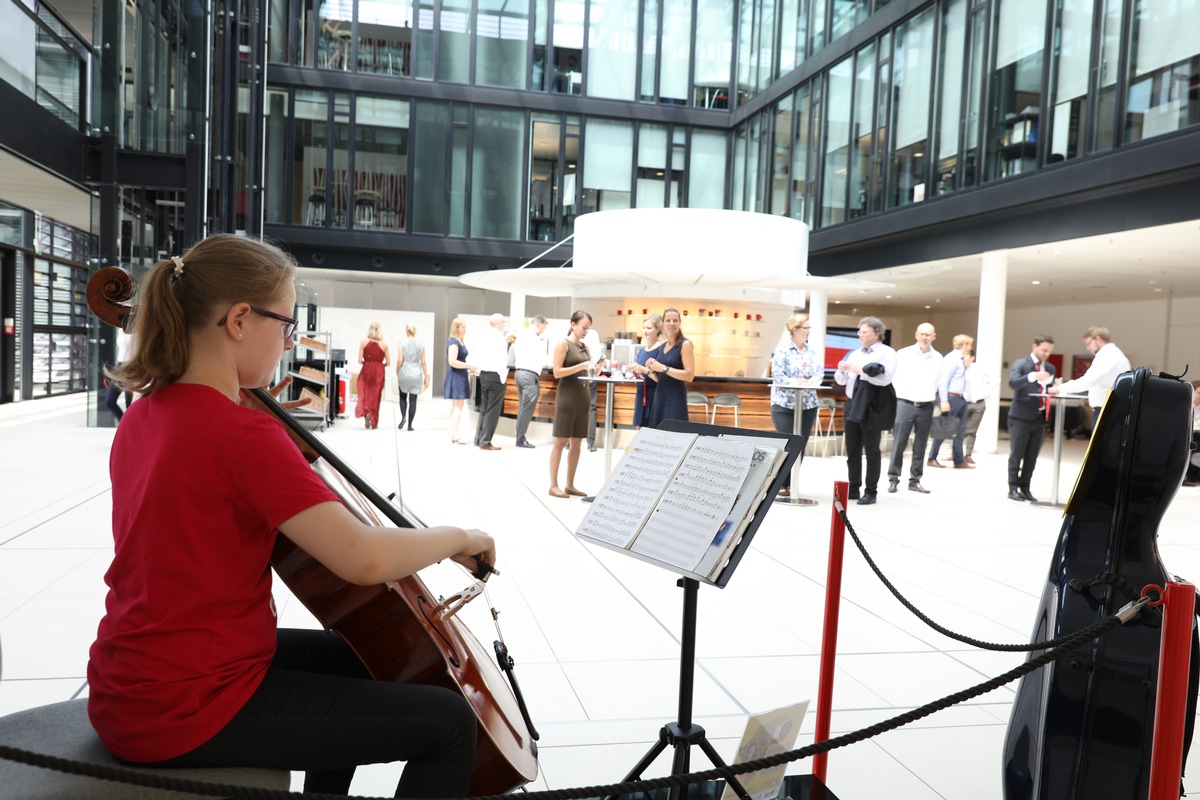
[1003,367,1199,799]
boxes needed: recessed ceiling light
[1031,280,1041,285]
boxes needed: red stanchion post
[1148,580,1195,800]
[812,480,849,786]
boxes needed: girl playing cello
[87,233,496,796]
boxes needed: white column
[509,293,527,325]
[807,289,829,370]
[976,251,1008,455]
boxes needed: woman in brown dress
[549,311,594,498]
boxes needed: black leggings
[399,392,419,427]
[151,628,477,797]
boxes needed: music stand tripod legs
[605,578,752,800]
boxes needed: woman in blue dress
[644,308,695,429]
[628,314,663,428]
[443,318,476,444]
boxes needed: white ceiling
[844,220,1200,313]
[5,150,1199,316]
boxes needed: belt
[949,392,964,397]
[969,399,984,404]
[897,398,933,408]
[516,368,539,374]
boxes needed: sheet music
[694,441,784,579]
[577,428,696,547]
[629,437,753,570]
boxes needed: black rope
[0,607,1132,800]
[834,501,1150,652]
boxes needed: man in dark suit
[1007,335,1056,502]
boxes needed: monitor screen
[823,326,892,372]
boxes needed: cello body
[1002,367,1195,800]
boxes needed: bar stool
[686,392,709,421]
[709,393,741,426]
[816,397,842,456]
[354,189,379,228]
[305,185,326,225]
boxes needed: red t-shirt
[87,383,339,762]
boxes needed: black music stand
[595,419,804,800]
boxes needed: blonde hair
[367,322,384,341]
[1084,326,1112,343]
[405,323,418,337]
[643,313,663,339]
[952,333,974,349]
[786,313,809,332]
[448,318,466,339]
[110,234,296,396]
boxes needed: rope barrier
[833,500,1155,651]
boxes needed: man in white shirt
[961,349,996,463]
[834,316,897,505]
[512,315,550,448]
[581,326,606,451]
[927,333,974,469]
[1049,326,1132,430]
[471,313,511,450]
[887,322,940,494]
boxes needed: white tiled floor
[3,392,1199,799]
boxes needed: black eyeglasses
[217,306,298,339]
[252,306,299,339]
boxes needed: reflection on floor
[2,393,1198,799]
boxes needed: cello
[1003,367,1197,799]
[87,267,539,795]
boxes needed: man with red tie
[1007,335,1056,502]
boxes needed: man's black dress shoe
[1019,488,1038,502]
[856,493,876,505]
[908,482,931,493]
[517,440,535,449]
[887,480,898,493]
[1008,488,1025,501]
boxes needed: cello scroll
[87,267,137,331]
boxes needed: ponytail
[109,234,296,396]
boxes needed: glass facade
[257,0,1200,246]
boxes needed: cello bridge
[436,580,486,620]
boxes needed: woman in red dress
[356,322,390,428]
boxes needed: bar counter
[501,370,846,433]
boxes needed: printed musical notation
[576,428,766,575]
[575,428,694,548]
[630,437,752,570]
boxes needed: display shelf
[609,311,764,377]
[285,330,336,431]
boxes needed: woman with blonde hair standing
[770,313,821,497]
[356,322,390,429]
[395,324,429,431]
[548,311,594,498]
[626,314,663,429]
[444,318,476,444]
[644,308,695,428]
